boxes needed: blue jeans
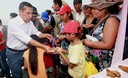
[6,48,24,78]
[0,48,11,77]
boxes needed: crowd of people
[0,0,126,78]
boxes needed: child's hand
[51,47,63,54]
[58,35,66,40]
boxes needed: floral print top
[89,15,115,71]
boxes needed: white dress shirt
[7,16,41,50]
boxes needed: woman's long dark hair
[29,46,38,75]
[28,35,42,75]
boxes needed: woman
[82,5,98,39]
[82,0,122,71]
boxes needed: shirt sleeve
[30,22,41,37]
[69,46,81,64]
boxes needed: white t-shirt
[72,10,85,25]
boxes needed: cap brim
[42,17,49,20]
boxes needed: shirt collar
[17,16,31,25]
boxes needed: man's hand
[44,34,53,42]
[43,45,53,53]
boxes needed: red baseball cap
[63,20,80,34]
[57,5,72,14]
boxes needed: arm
[24,59,28,69]
[83,17,120,49]
[59,52,75,68]
[54,38,61,47]
[28,39,51,53]
[8,22,52,52]
[38,33,53,42]
[62,0,68,6]
[62,49,68,54]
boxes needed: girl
[23,35,47,78]
[55,20,86,78]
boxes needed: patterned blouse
[89,15,117,71]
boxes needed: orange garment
[23,48,47,78]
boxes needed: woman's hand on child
[82,39,89,45]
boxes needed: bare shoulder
[107,16,120,23]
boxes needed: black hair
[0,19,2,25]
[46,10,52,15]
[66,12,74,20]
[84,5,92,10]
[107,3,121,14]
[53,0,62,8]
[73,0,82,5]
[32,6,39,16]
[19,1,33,10]
[29,35,42,75]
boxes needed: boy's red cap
[57,5,72,14]
[63,20,80,34]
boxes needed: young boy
[55,20,86,78]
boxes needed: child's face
[65,33,74,41]
[60,13,70,22]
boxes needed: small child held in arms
[54,20,86,78]
[23,35,47,78]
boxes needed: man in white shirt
[72,0,85,25]
[6,2,53,78]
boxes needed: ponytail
[29,46,38,75]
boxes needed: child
[54,5,73,77]
[55,20,86,78]
[23,35,47,78]
[40,11,53,33]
